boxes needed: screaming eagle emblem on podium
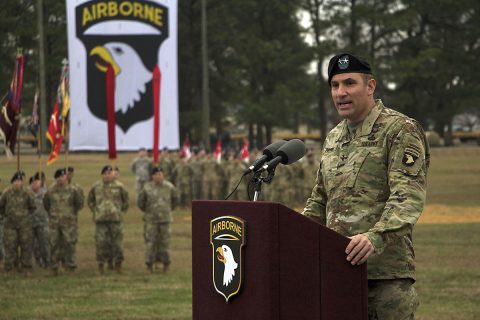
[210,216,246,302]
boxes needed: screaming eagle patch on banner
[210,216,246,302]
[66,0,179,151]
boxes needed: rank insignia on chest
[402,144,421,166]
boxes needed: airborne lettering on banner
[82,1,164,27]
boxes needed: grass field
[0,146,479,319]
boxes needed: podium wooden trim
[192,200,368,320]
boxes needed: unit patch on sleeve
[402,144,421,167]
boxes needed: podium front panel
[192,201,280,320]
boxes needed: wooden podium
[192,200,367,320]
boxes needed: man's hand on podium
[345,234,374,265]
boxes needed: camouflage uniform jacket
[44,183,84,226]
[131,157,153,182]
[69,182,85,213]
[31,186,48,227]
[88,180,129,222]
[303,100,430,280]
[0,187,36,227]
[137,180,177,223]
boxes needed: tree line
[1,0,479,149]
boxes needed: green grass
[0,146,479,319]
[415,224,480,320]
[426,147,480,206]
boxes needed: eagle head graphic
[90,42,152,116]
[216,245,238,286]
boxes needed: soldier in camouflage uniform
[88,165,129,274]
[268,164,295,206]
[131,148,153,193]
[43,168,84,274]
[300,151,319,205]
[59,167,84,268]
[202,153,227,200]
[225,154,248,201]
[0,172,36,273]
[189,149,205,200]
[30,173,50,268]
[137,167,177,273]
[172,157,193,207]
[303,53,429,319]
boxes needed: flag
[28,91,40,138]
[46,101,63,165]
[58,60,71,136]
[240,139,249,162]
[0,54,24,156]
[179,136,191,159]
[215,138,222,163]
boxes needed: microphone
[261,139,306,171]
[243,140,287,174]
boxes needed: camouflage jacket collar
[336,99,384,142]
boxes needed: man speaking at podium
[303,53,429,319]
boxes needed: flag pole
[64,121,69,168]
[16,115,20,171]
[15,48,22,172]
[37,119,42,174]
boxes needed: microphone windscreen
[277,139,306,164]
[262,140,287,159]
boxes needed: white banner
[66,0,178,150]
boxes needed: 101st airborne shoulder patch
[402,143,421,167]
[210,216,246,302]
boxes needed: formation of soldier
[146,147,320,208]
[0,146,319,275]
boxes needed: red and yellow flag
[46,101,63,165]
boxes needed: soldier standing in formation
[202,153,227,200]
[43,168,84,275]
[189,148,205,200]
[131,148,153,193]
[88,165,129,274]
[300,151,318,205]
[137,167,177,273]
[30,173,50,268]
[225,153,248,201]
[172,157,193,207]
[0,172,36,274]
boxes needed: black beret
[11,171,24,183]
[327,53,372,85]
[30,172,42,184]
[151,166,163,175]
[54,168,66,179]
[101,165,113,174]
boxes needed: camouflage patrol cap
[327,53,372,85]
[151,166,163,175]
[101,165,113,174]
[54,168,66,179]
[11,171,24,183]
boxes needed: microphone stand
[250,167,277,202]
[250,170,264,201]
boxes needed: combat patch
[402,144,421,167]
